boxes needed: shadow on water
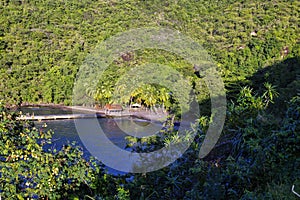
[21,107,164,175]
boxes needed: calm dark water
[20,107,162,174]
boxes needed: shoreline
[18,103,169,123]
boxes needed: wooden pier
[17,113,106,121]
[17,112,132,121]
[16,105,167,122]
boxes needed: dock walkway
[17,105,167,122]
[17,113,105,120]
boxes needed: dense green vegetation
[1,0,299,106]
[0,0,299,199]
[0,105,128,199]
[0,78,299,199]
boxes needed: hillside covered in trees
[0,0,299,107]
[0,0,299,199]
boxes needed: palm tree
[131,86,144,105]
[94,85,113,107]
[262,82,279,107]
[158,87,170,112]
[142,85,157,110]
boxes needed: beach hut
[104,104,123,115]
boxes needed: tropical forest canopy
[0,0,299,108]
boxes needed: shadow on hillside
[203,56,300,161]
[249,56,300,114]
